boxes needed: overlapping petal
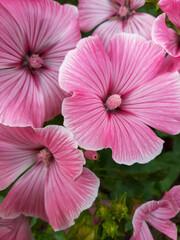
[59,36,111,99]
[168,185,180,208]
[0,3,25,68]
[129,0,145,10]
[62,92,107,150]
[110,34,165,94]
[0,215,34,240]
[158,0,180,29]
[78,0,117,32]
[152,13,180,57]
[131,221,153,240]
[0,68,45,127]
[104,113,163,165]
[0,163,49,222]
[45,167,100,230]
[122,71,180,135]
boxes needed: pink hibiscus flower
[0,0,81,127]
[0,215,34,240]
[152,0,180,57]
[0,124,99,231]
[131,197,178,240]
[59,34,180,165]
[78,0,155,52]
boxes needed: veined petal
[148,216,177,240]
[0,215,34,240]
[129,0,145,10]
[0,3,25,68]
[62,92,108,150]
[168,185,180,209]
[36,69,66,121]
[35,125,85,180]
[0,124,41,190]
[131,221,153,240]
[0,163,48,222]
[45,167,99,231]
[152,13,180,57]
[158,0,180,29]
[110,33,165,95]
[122,71,180,135]
[0,68,45,127]
[104,113,163,165]
[78,0,117,32]
[59,36,111,99]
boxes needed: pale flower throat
[105,94,122,111]
[37,148,53,167]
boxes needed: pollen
[37,148,53,167]
[28,54,44,69]
[106,94,122,111]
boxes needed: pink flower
[0,215,34,240]
[59,34,180,165]
[152,0,180,57]
[78,0,155,52]
[159,55,180,74]
[0,124,99,231]
[131,197,179,240]
[0,0,81,127]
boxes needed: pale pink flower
[0,0,81,127]
[131,197,179,240]
[159,55,180,74]
[152,0,180,57]
[78,0,155,52]
[59,34,180,165]
[165,185,180,209]
[0,215,34,240]
[0,124,99,231]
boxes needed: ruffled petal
[158,0,180,29]
[0,163,48,222]
[0,68,45,127]
[104,113,163,165]
[0,215,34,240]
[35,125,85,180]
[36,69,66,121]
[0,3,25,68]
[148,216,177,240]
[110,33,165,95]
[131,221,153,240]
[45,167,100,231]
[168,185,180,209]
[93,13,155,53]
[122,71,180,135]
[62,92,108,150]
[0,124,41,190]
[59,36,111,99]
[152,13,180,57]
[129,0,145,10]
[78,0,117,32]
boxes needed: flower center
[106,94,122,111]
[28,54,44,69]
[118,6,129,17]
[37,148,53,167]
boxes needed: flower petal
[131,221,153,240]
[62,92,107,150]
[148,216,177,240]
[0,163,48,222]
[122,71,180,135]
[0,124,41,190]
[78,0,117,32]
[158,0,180,29]
[110,33,165,95]
[0,68,45,127]
[0,3,25,68]
[0,215,34,240]
[152,13,180,57]
[36,125,85,180]
[59,36,111,99]
[36,69,66,121]
[45,167,99,231]
[168,185,180,209]
[129,0,145,10]
[104,113,163,165]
